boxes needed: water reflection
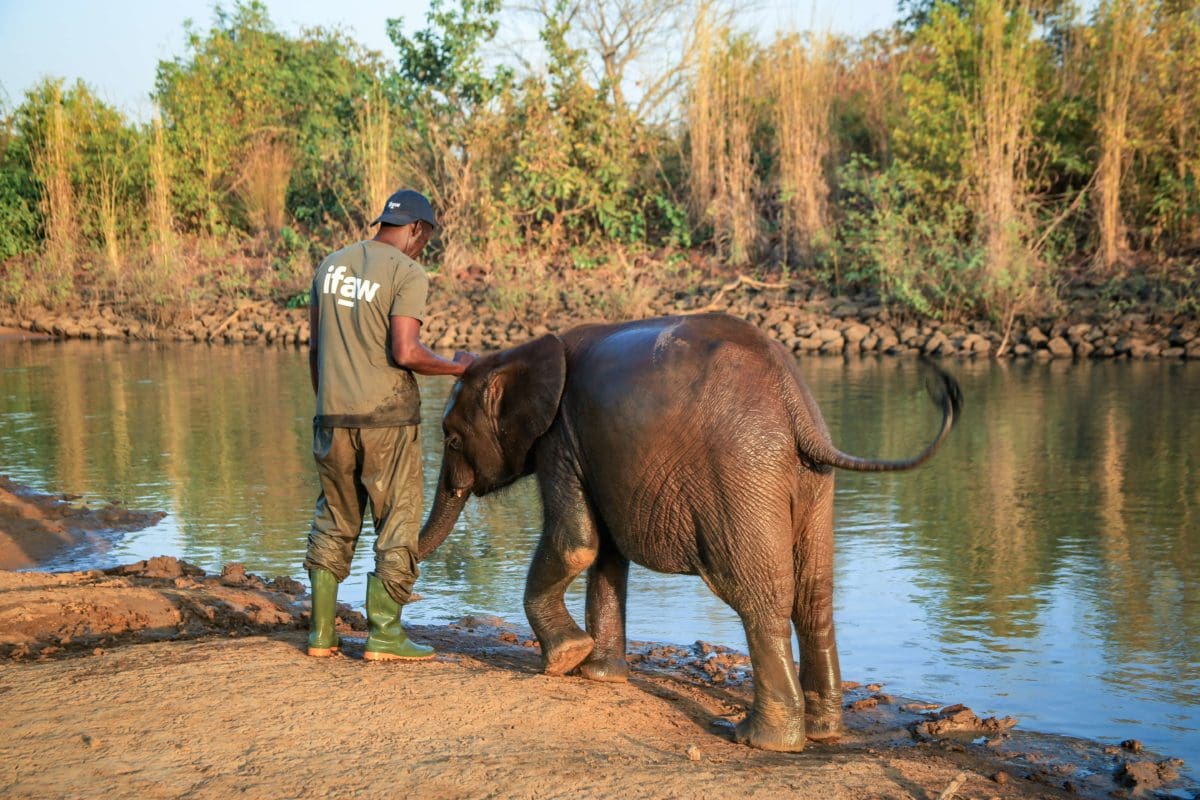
[0,339,1197,767]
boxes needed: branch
[687,274,790,314]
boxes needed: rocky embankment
[4,274,1198,361]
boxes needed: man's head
[372,189,436,259]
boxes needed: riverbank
[3,267,1198,361]
[0,476,164,570]
[1,480,1196,798]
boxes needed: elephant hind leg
[793,476,843,741]
[733,612,807,752]
[700,517,806,751]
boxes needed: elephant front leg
[735,618,807,753]
[525,475,599,677]
[579,542,630,682]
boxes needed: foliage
[1,0,1198,320]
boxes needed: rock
[220,563,248,586]
[1066,323,1091,342]
[924,331,950,355]
[843,323,870,343]
[110,556,205,581]
[1115,759,1174,792]
[1047,337,1073,358]
[816,327,843,343]
[269,576,305,595]
[819,335,844,354]
[1075,340,1095,358]
[912,704,1018,739]
[1027,326,1048,346]
[685,745,702,762]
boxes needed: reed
[30,83,77,302]
[772,32,835,265]
[355,80,393,231]
[966,0,1038,295]
[687,13,759,267]
[97,165,123,276]
[147,116,176,267]
[235,135,293,235]
[1093,0,1151,271]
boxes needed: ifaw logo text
[322,265,380,308]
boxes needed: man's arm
[390,315,475,376]
[308,301,320,394]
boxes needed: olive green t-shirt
[310,240,429,427]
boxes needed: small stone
[685,744,702,762]
[1047,337,1073,358]
[1121,739,1143,753]
[993,771,1008,785]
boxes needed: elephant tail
[788,356,963,473]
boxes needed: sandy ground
[0,480,1194,800]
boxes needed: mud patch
[0,557,363,661]
[0,475,165,569]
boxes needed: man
[304,188,473,661]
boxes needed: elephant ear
[483,334,567,475]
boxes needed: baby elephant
[418,313,961,752]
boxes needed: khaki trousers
[303,425,422,604]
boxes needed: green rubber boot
[306,568,340,657]
[364,573,434,661]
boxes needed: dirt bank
[0,476,165,570]
[2,561,1194,800]
[3,268,1198,362]
[1,535,1195,800]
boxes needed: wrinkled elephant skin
[418,313,962,752]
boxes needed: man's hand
[452,351,479,373]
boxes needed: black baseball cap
[371,189,437,228]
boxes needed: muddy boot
[363,573,434,661]
[306,568,340,657]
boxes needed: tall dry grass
[1093,0,1152,271]
[355,80,393,231]
[97,165,123,275]
[30,84,77,303]
[966,0,1038,296]
[147,116,176,268]
[236,135,293,235]
[772,32,835,265]
[687,13,758,267]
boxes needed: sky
[0,0,900,120]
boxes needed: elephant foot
[541,631,594,677]
[804,713,843,742]
[578,653,629,683]
[803,691,844,741]
[733,710,806,753]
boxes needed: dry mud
[0,480,1195,799]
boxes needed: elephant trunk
[417,465,469,561]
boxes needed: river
[1,338,1197,768]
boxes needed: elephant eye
[446,435,462,451]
